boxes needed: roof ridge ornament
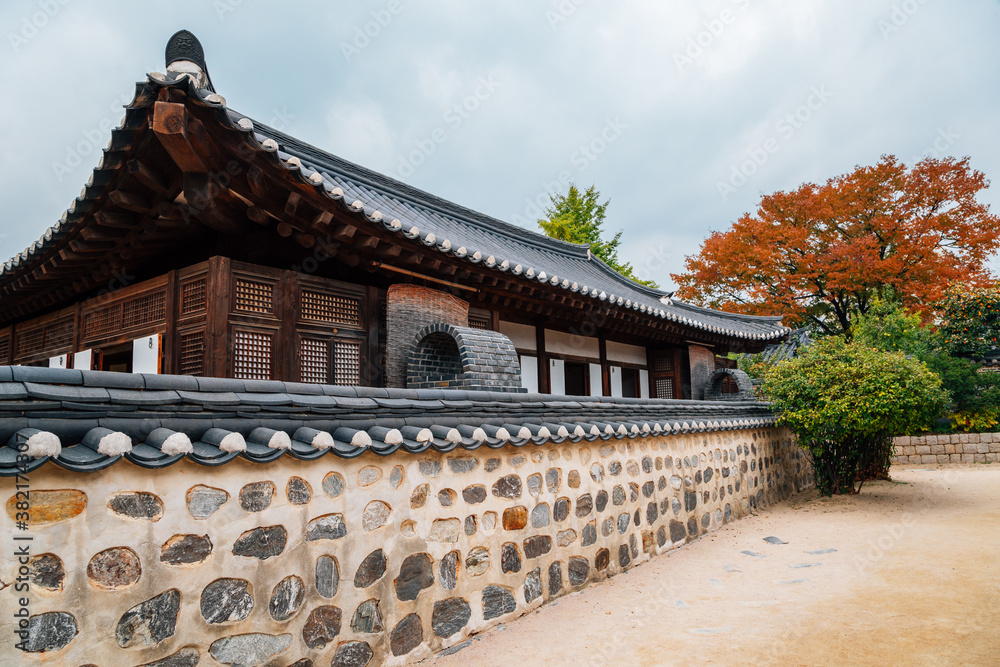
[164,29,215,92]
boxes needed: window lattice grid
[655,378,675,400]
[299,338,330,384]
[15,327,46,357]
[300,290,361,326]
[468,314,491,330]
[122,292,166,330]
[0,336,9,364]
[181,279,207,315]
[333,340,361,386]
[233,330,273,380]
[234,279,274,315]
[45,320,74,350]
[652,354,674,373]
[84,304,122,340]
[179,331,205,376]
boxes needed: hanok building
[0,32,809,666]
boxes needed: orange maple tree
[672,155,1000,335]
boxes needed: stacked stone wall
[892,432,1000,465]
[2,427,811,666]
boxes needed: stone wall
[2,427,811,666]
[687,345,716,400]
[892,432,1000,465]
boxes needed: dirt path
[422,465,1000,667]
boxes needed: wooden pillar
[364,285,381,387]
[535,324,549,394]
[275,270,297,382]
[204,256,231,378]
[599,337,610,397]
[162,270,178,375]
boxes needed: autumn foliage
[673,156,1000,335]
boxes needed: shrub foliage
[761,337,945,495]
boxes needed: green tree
[936,284,1000,359]
[761,337,946,495]
[538,185,659,288]
[852,296,932,357]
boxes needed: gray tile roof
[0,366,778,477]
[0,72,789,342]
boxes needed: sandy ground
[421,465,1000,667]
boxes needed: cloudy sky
[2,0,998,289]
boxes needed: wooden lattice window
[235,279,274,315]
[468,313,491,330]
[45,320,74,350]
[179,331,205,376]
[233,330,273,380]
[301,290,361,326]
[84,304,122,340]
[300,339,329,384]
[333,340,361,386]
[0,334,10,365]
[655,377,675,400]
[181,279,207,315]
[14,317,74,359]
[122,292,165,329]
[652,354,674,373]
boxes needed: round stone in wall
[440,551,459,591]
[362,501,391,531]
[394,553,434,601]
[160,534,213,566]
[351,599,384,634]
[548,561,563,596]
[482,585,516,620]
[595,549,610,571]
[21,611,78,653]
[612,485,626,505]
[576,494,593,517]
[527,473,543,496]
[464,515,478,535]
[502,506,528,530]
[524,567,542,603]
[186,485,228,519]
[305,514,347,541]
[553,497,570,522]
[501,542,521,573]
[432,597,471,638]
[429,518,461,543]
[390,613,423,656]
[116,589,180,648]
[556,529,577,547]
[87,546,141,589]
[410,484,429,509]
[286,477,312,505]
[201,578,254,624]
[6,489,86,527]
[567,470,581,488]
[108,491,163,521]
[390,465,405,489]
[316,555,340,599]
[239,481,275,512]
[508,454,526,468]
[303,605,343,649]
[27,553,64,592]
[523,536,552,559]
[568,556,589,586]
[270,575,305,621]
[590,463,604,483]
[354,549,387,588]
[358,466,382,487]
[466,547,490,576]
[419,460,442,477]
[233,525,287,559]
[484,457,502,472]
[332,641,374,667]
[482,511,498,532]
[323,472,346,498]
[608,461,622,476]
[582,520,597,546]
[531,503,550,528]
[209,633,292,666]
[438,489,457,507]
[545,468,561,493]
[448,456,480,474]
[595,490,609,512]
[462,485,486,504]
[626,460,640,476]
[492,475,522,499]
[135,646,201,666]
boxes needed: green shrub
[937,284,1000,359]
[760,337,946,495]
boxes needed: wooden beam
[284,192,301,217]
[108,190,151,213]
[152,101,208,172]
[247,166,268,199]
[247,206,269,225]
[126,159,168,194]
